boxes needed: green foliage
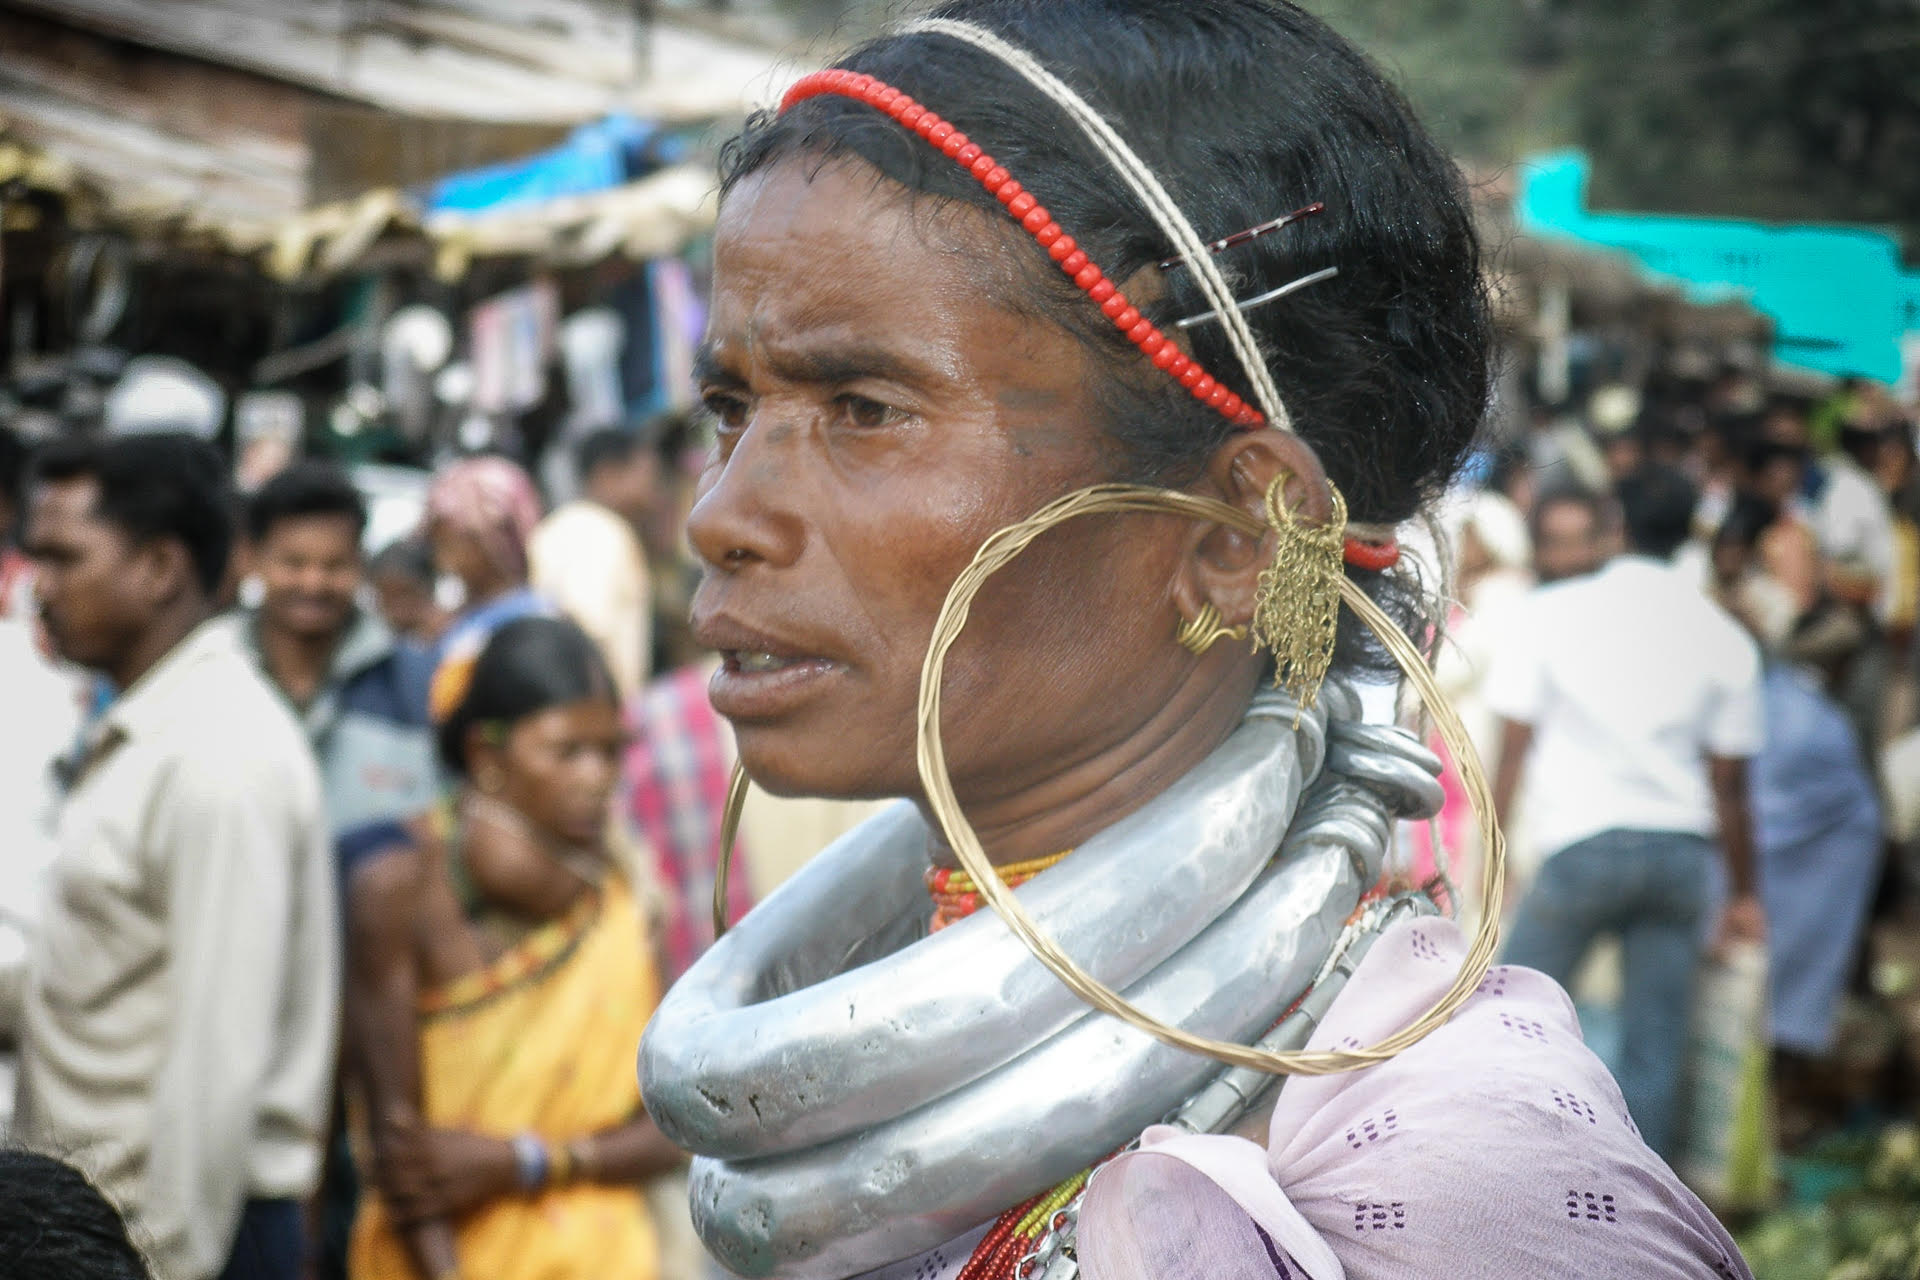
[1547,0,1920,243]
[1305,0,1557,165]
[748,0,1920,242]
[1738,1127,1920,1280]
[1311,0,1920,242]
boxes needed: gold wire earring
[1175,601,1248,655]
[1250,472,1347,712]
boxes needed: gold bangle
[566,1136,596,1183]
[548,1139,575,1187]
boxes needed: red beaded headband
[781,69,1260,430]
[777,68,1400,569]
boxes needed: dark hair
[1838,422,1890,465]
[1742,435,1809,475]
[245,460,368,545]
[34,433,231,595]
[0,427,27,534]
[575,428,644,482]
[645,409,703,465]
[436,615,619,776]
[1529,485,1603,540]
[1715,492,1778,553]
[0,1150,151,1279]
[1616,463,1697,560]
[370,536,436,587]
[718,0,1491,664]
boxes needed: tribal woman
[346,616,683,1280]
[640,3,1755,1277]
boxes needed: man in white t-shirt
[1486,463,1766,1160]
[1812,424,1896,620]
[528,427,655,702]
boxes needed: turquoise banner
[1516,150,1918,385]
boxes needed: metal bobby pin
[1176,265,1341,331]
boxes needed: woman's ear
[1171,428,1330,629]
[466,722,507,792]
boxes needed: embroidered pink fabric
[1078,918,1753,1280]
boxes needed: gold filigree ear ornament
[716,477,1505,1080]
[1251,474,1346,713]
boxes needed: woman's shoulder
[341,814,438,914]
[1268,919,1662,1185]
[1081,918,1752,1280]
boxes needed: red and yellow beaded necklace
[924,850,1071,932]
[920,852,1087,1277]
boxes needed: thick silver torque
[640,690,1327,1159]
[690,822,1364,1278]
[641,686,1442,1279]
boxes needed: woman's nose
[684,415,808,574]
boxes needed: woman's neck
[921,666,1259,870]
[458,791,600,920]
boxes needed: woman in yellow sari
[345,615,682,1280]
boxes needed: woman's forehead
[706,171,1051,391]
[713,161,1000,317]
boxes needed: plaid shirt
[625,661,756,981]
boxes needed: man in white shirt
[16,434,337,1280]
[529,427,656,701]
[1486,463,1765,1161]
[1812,424,1896,620]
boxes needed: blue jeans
[1503,829,1712,1161]
[216,1199,304,1280]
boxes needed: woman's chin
[734,729,909,803]
[550,816,608,850]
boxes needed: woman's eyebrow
[704,335,946,390]
[693,343,742,388]
[776,342,937,387]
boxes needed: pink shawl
[1079,917,1752,1279]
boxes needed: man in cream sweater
[14,434,336,1280]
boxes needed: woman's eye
[702,392,750,432]
[836,394,902,430]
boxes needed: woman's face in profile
[685,157,1203,806]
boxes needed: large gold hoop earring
[713,763,750,938]
[915,483,1502,1077]
[716,481,1504,1082]
[1175,601,1247,655]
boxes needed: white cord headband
[899,17,1292,433]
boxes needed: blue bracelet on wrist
[511,1132,550,1192]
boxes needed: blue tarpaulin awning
[425,114,684,216]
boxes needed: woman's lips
[709,650,844,719]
